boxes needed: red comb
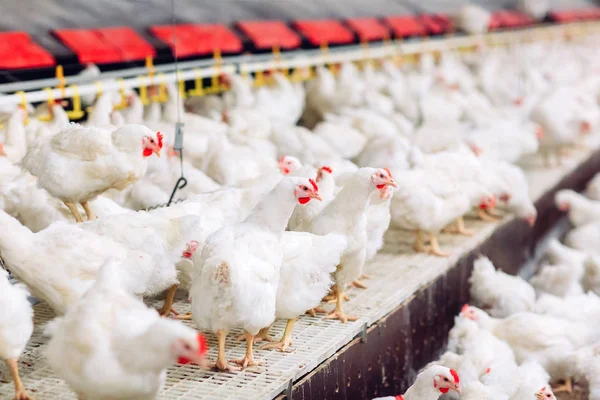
[279,155,286,164]
[461,304,470,313]
[450,369,459,383]
[157,132,164,149]
[309,178,318,192]
[177,334,208,365]
[395,396,404,400]
[541,387,546,392]
[485,367,491,374]
[320,166,333,174]
[384,167,393,178]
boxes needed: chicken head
[316,165,332,182]
[479,195,496,210]
[371,168,398,190]
[142,132,164,157]
[294,179,322,204]
[536,387,556,400]
[173,333,207,366]
[433,368,461,394]
[279,155,302,175]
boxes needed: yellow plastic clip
[114,79,128,110]
[16,91,29,126]
[157,73,168,103]
[188,68,205,97]
[272,44,288,77]
[66,85,85,120]
[145,56,155,79]
[138,76,149,106]
[56,65,66,98]
[254,70,265,87]
[206,48,223,94]
[320,42,335,74]
[37,88,55,122]
[178,75,187,100]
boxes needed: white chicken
[461,305,599,393]
[45,258,207,400]
[372,365,461,400]
[306,168,397,322]
[190,176,321,370]
[261,231,347,352]
[20,123,163,222]
[555,189,600,227]
[0,107,27,162]
[0,210,158,315]
[530,262,584,298]
[0,268,34,400]
[469,256,536,317]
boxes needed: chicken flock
[0,32,599,400]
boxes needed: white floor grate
[0,148,595,400]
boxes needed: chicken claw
[358,274,370,280]
[443,217,473,236]
[210,360,242,373]
[350,279,368,289]
[429,234,450,257]
[326,292,350,303]
[261,319,296,353]
[174,313,193,320]
[157,285,178,317]
[6,359,32,400]
[324,310,358,323]
[232,332,263,368]
[306,307,327,317]
[478,209,500,223]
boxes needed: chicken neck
[244,179,301,235]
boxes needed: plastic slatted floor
[0,148,593,399]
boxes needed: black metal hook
[167,176,188,206]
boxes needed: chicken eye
[546,395,551,398]
[379,173,384,178]
[443,377,448,382]
[150,139,155,143]
[302,186,308,191]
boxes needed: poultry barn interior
[2,0,600,399]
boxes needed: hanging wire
[167,0,188,206]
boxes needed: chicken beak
[452,385,461,394]
[153,148,161,157]
[311,192,323,201]
[387,179,398,188]
[536,393,545,400]
[526,216,536,227]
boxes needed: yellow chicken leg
[414,229,426,253]
[324,285,358,323]
[64,202,84,223]
[157,284,178,317]
[429,233,450,257]
[232,331,263,368]
[478,209,500,223]
[444,217,473,236]
[261,319,296,352]
[81,201,96,221]
[6,359,32,400]
[211,330,241,372]
[552,377,573,394]
[306,307,327,317]
[235,326,272,343]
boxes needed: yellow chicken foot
[175,313,192,320]
[350,279,368,289]
[414,229,427,253]
[81,201,96,221]
[429,233,450,257]
[232,331,263,368]
[552,377,573,394]
[210,330,241,372]
[324,286,358,323]
[6,359,32,400]
[443,217,473,236]
[326,291,350,303]
[157,285,178,317]
[64,201,84,223]
[261,319,296,352]
[235,327,272,343]
[358,274,370,280]
[306,307,327,317]
[478,209,500,223]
